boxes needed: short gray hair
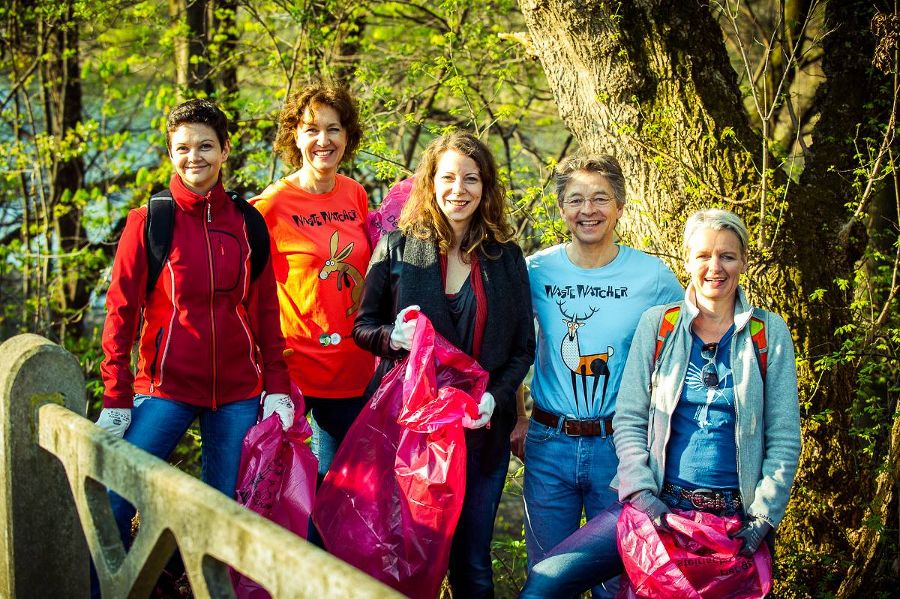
[683,209,749,257]
[554,154,626,207]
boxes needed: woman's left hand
[732,517,773,556]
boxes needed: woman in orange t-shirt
[252,83,375,492]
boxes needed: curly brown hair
[398,131,514,259]
[273,82,362,169]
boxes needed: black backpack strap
[228,191,270,282]
[145,190,175,295]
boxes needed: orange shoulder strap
[749,313,768,380]
[654,306,681,364]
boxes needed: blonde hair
[683,209,749,258]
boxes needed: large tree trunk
[518,0,893,593]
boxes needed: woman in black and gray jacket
[353,131,535,599]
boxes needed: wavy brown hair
[398,131,514,259]
[273,82,362,169]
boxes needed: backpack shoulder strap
[229,191,270,282]
[654,305,682,365]
[749,310,768,380]
[145,190,175,295]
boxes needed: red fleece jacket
[100,175,290,409]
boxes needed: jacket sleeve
[247,251,291,395]
[99,209,148,408]
[353,234,407,360]
[747,311,801,527]
[486,246,535,407]
[613,306,665,501]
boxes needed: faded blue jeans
[519,484,746,597]
[523,417,620,597]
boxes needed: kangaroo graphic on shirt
[318,231,364,316]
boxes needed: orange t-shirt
[252,175,376,397]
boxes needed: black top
[446,275,476,356]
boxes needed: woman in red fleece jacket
[96,99,291,529]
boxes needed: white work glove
[389,305,420,351]
[95,408,132,438]
[462,392,495,429]
[262,392,294,430]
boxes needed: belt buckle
[685,489,721,511]
[562,419,582,437]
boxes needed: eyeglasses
[700,342,719,388]
[562,197,615,209]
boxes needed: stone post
[0,334,89,597]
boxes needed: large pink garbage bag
[312,313,487,599]
[616,503,772,599]
[232,386,317,599]
[367,176,414,245]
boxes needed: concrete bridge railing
[0,334,401,598]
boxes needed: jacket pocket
[646,404,656,449]
[149,327,164,390]
[209,230,243,292]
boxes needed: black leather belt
[532,405,614,437]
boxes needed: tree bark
[42,1,87,342]
[170,0,213,98]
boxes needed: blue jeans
[305,395,368,480]
[447,429,510,598]
[523,418,619,597]
[92,394,259,597]
[520,483,747,597]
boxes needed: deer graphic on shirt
[319,231,364,316]
[557,300,615,412]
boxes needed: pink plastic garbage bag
[616,503,772,599]
[312,313,487,599]
[367,176,414,246]
[232,386,317,599]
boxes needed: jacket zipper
[149,326,164,392]
[204,199,218,410]
[732,326,745,502]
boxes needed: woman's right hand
[95,408,132,438]
[389,305,420,350]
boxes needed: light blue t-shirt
[528,244,683,419]
[665,326,740,489]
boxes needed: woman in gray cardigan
[520,208,801,597]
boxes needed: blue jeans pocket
[525,420,557,444]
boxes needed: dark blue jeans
[446,429,510,599]
[520,483,745,598]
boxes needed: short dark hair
[165,99,230,151]
[555,154,626,207]
[274,82,362,169]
